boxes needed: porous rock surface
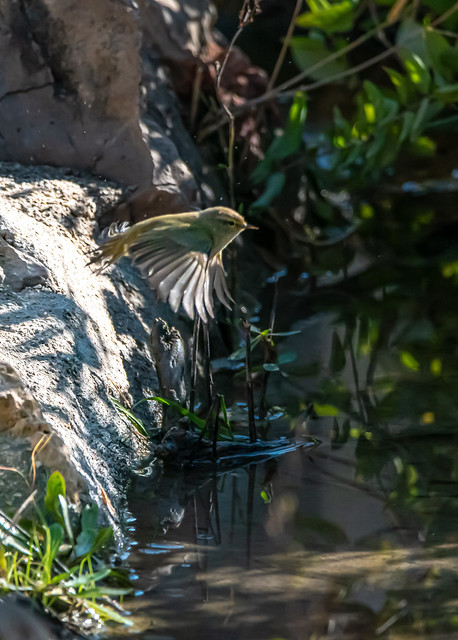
[0,162,172,524]
[0,0,219,219]
[0,0,226,523]
[0,0,269,524]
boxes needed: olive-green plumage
[90,206,257,322]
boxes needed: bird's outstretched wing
[128,237,232,323]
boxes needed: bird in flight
[90,206,257,322]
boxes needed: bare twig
[369,0,393,49]
[268,0,303,92]
[215,32,243,208]
[200,22,386,141]
[259,279,279,419]
[215,1,261,207]
[199,3,458,140]
[30,433,52,487]
[12,490,37,525]
[240,0,303,164]
[387,0,410,24]
[190,62,204,131]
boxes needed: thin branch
[268,0,303,92]
[244,320,257,442]
[215,1,260,207]
[239,0,303,163]
[199,22,387,141]
[199,2,458,140]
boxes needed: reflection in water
[123,190,458,638]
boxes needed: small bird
[90,206,257,322]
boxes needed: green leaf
[81,504,98,532]
[75,528,97,557]
[277,351,297,365]
[57,494,74,546]
[228,334,263,360]
[314,403,339,416]
[263,363,280,372]
[89,602,134,626]
[396,19,430,65]
[296,1,355,34]
[425,28,454,81]
[409,97,429,141]
[333,106,352,140]
[48,523,64,561]
[272,92,307,159]
[88,527,113,555]
[366,129,388,161]
[434,83,458,104]
[411,136,436,156]
[271,330,301,337]
[252,93,307,184]
[109,397,150,439]
[402,53,431,94]
[73,587,132,598]
[219,394,232,435]
[65,568,112,587]
[384,67,411,105]
[290,34,347,81]
[441,47,458,72]
[273,92,307,159]
[251,172,286,209]
[44,472,66,522]
[141,396,205,429]
[399,111,416,143]
[400,351,420,371]
[363,81,385,121]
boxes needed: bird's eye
[227,220,235,226]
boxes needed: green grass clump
[0,471,133,634]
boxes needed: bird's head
[198,206,258,256]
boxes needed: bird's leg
[190,316,201,416]
[202,321,214,405]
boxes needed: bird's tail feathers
[87,221,131,273]
[101,221,130,240]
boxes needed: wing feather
[136,249,175,277]
[193,264,209,322]
[182,254,208,320]
[208,254,232,310]
[168,260,200,313]
[155,255,194,299]
[105,229,234,322]
[203,264,214,318]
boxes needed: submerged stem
[244,320,257,442]
[190,316,201,416]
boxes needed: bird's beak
[244,223,258,230]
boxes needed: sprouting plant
[111,394,234,442]
[0,472,132,633]
[228,325,300,375]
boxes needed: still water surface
[124,187,458,639]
